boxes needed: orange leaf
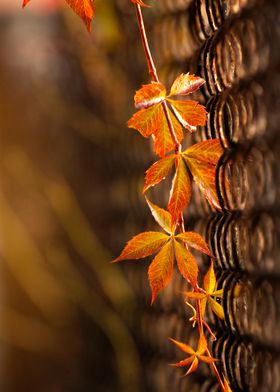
[183,291,206,300]
[168,157,191,222]
[65,0,95,32]
[170,73,205,96]
[148,240,174,303]
[186,356,199,375]
[127,103,162,137]
[172,356,194,368]
[112,231,168,262]
[212,289,223,298]
[22,0,30,7]
[153,107,183,157]
[134,82,166,109]
[145,197,174,234]
[169,338,195,355]
[185,157,221,209]
[209,297,225,319]
[199,355,218,363]
[200,297,207,319]
[204,261,216,293]
[176,231,212,256]
[168,99,207,132]
[184,139,223,165]
[174,240,198,286]
[197,335,207,355]
[143,154,176,193]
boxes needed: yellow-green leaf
[204,261,216,293]
[209,297,225,319]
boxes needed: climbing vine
[23,1,232,390]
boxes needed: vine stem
[134,4,225,391]
[134,4,180,152]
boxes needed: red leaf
[184,139,223,165]
[145,197,174,234]
[112,231,168,262]
[170,73,205,96]
[134,82,166,109]
[168,156,191,222]
[168,99,207,132]
[174,240,198,286]
[148,240,174,303]
[143,154,176,193]
[127,103,162,137]
[176,232,212,256]
[65,0,95,32]
[22,0,30,7]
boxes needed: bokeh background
[0,1,151,391]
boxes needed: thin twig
[134,4,180,151]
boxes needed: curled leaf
[145,197,174,234]
[170,73,205,96]
[134,82,166,109]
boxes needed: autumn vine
[23,1,232,391]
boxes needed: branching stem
[134,4,180,151]
[134,3,225,391]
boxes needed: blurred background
[0,1,152,391]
